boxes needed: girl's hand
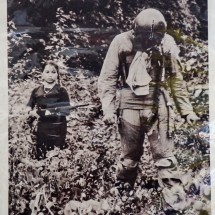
[45,110,52,116]
[29,109,39,118]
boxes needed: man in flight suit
[98,8,199,212]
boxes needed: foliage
[8,0,208,80]
[8,0,207,39]
[8,68,210,215]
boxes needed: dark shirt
[27,83,70,120]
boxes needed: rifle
[39,103,91,112]
[24,103,91,130]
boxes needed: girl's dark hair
[43,60,59,72]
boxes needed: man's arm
[164,35,199,122]
[98,36,120,117]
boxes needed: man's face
[134,30,165,48]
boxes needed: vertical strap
[161,43,165,82]
[119,53,127,87]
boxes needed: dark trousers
[36,135,67,159]
[36,118,67,159]
[116,93,178,186]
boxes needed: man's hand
[103,113,117,125]
[186,112,200,124]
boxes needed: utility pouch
[159,87,176,138]
[146,112,158,133]
[167,105,175,138]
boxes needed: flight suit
[98,30,194,210]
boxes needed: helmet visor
[134,30,165,45]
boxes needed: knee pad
[116,158,138,177]
[155,157,182,187]
[120,158,138,170]
[155,156,177,169]
[116,158,138,186]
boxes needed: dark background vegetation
[8,0,210,215]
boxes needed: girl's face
[42,64,58,84]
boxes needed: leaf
[192,200,204,211]
[162,185,190,211]
[45,46,54,50]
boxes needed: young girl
[27,61,70,160]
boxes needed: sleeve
[58,87,70,116]
[26,89,36,109]
[98,36,120,115]
[165,37,194,116]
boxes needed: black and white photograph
[0,0,214,214]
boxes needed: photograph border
[1,0,215,214]
[209,0,215,213]
[0,0,9,214]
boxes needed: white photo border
[0,1,214,214]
